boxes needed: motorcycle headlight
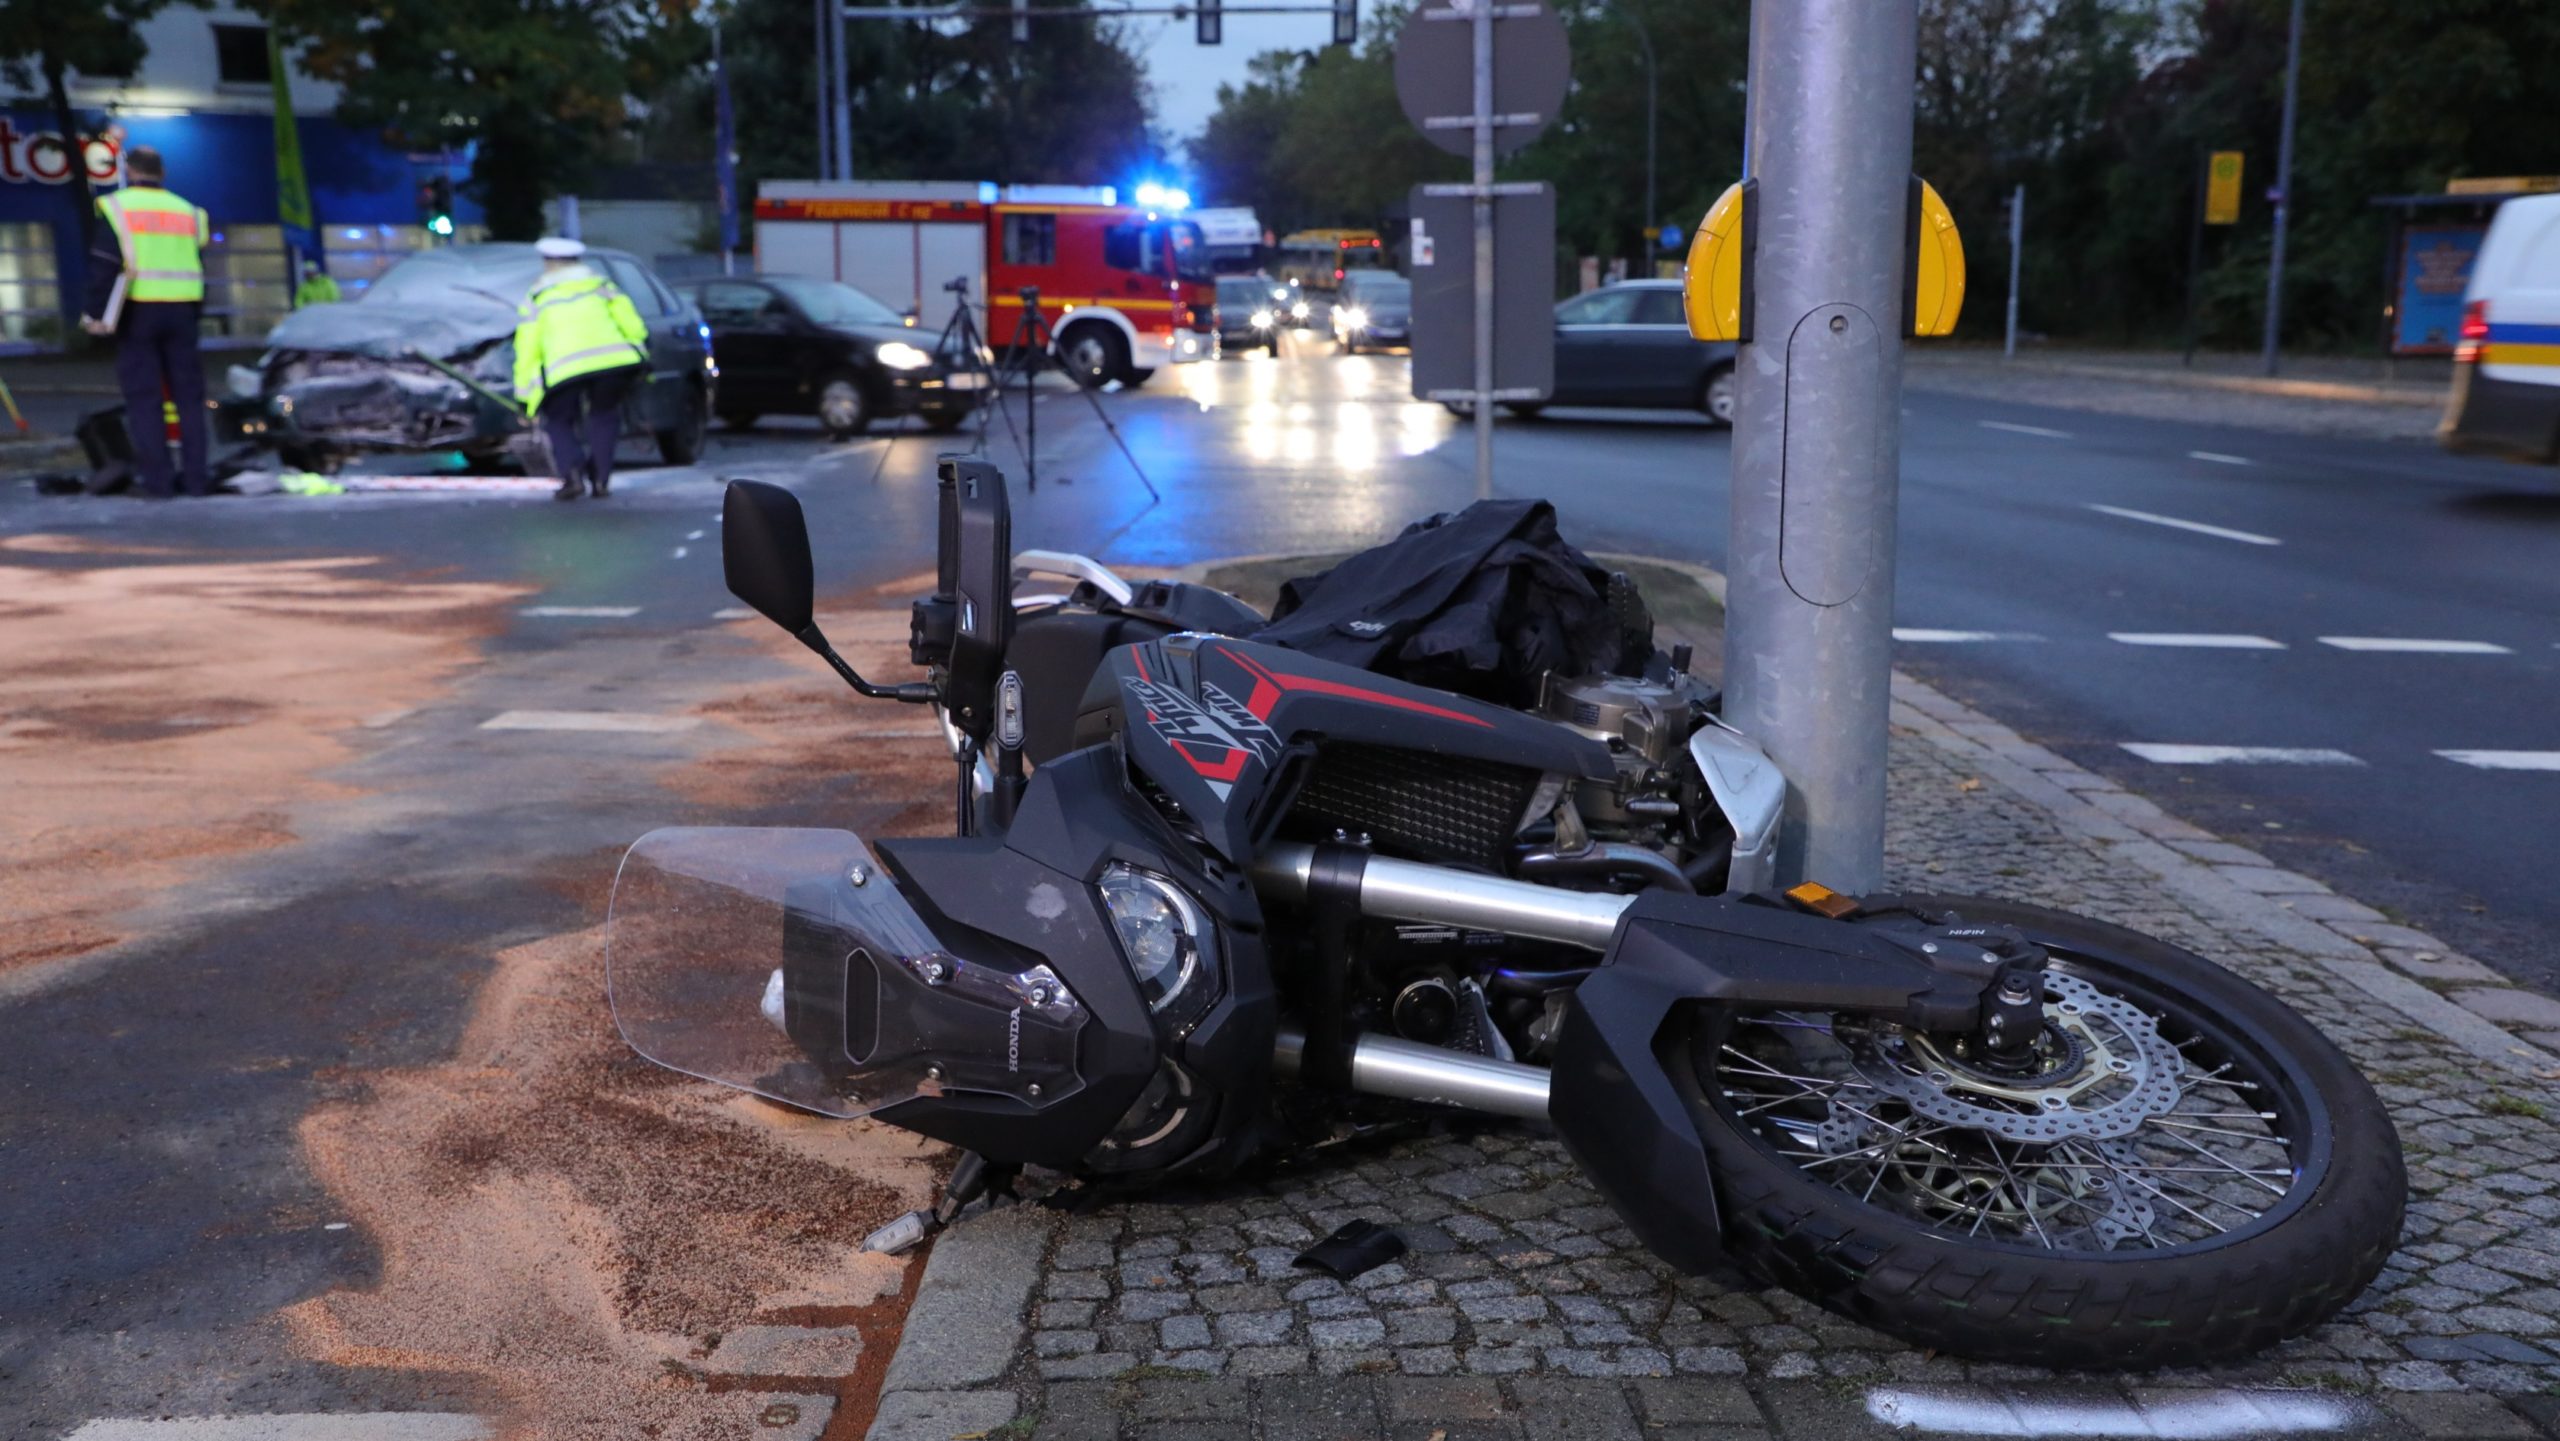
[1097,865,1213,1019]
[876,340,934,370]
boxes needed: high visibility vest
[97,187,209,303]
[511,270,648,411]
[295,273,341,307]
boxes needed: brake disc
[1847,971,2186,1143]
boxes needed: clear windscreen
[606,827,1089,1118]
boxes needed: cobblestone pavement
[867,670,2560,1440]
[1905,349,2445,442]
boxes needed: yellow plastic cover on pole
[1684,178,1965,340]
[2205,151,2244,225]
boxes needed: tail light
[2456,299,2489,363]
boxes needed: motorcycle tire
[1669,893,2405,1370]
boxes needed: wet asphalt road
[3,335,2557,1433]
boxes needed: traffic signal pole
[1721,0,1917,894]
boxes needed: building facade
[0,6,482,349]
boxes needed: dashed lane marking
[520,605,640,618]
[2120,744,2363,766]
[480,710,701,734]
[2188,450,2254,465]
[2087,504,2282,546]
[2318,636,2512,654]
[713,606,755,620]
[2108,633,2286,649]
[1892,628,2041,643]
[2437,750,2560,771]
[65,1415,493,1440]
[1978,420,2073,439]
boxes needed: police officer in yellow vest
[294,259,341,308]
[514,237,649,501]
[79,146,212,498]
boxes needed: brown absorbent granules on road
[284,924,939,1439]
[0,536,523,975]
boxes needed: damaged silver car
[256,243,716,474]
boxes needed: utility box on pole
[1720,0,1919,894]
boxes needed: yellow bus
[1276,229,1388,293]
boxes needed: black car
[259,242,714,473]
[1214,277,1284,356]
[1331,271,1411,353]
[1509,280,1739,425]
[678,276,984,438]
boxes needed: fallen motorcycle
[608,457,2404,1369]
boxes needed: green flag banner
[271,29,313,233]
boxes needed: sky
[1134,11,1341,155]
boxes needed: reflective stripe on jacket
[98,187,209,303]
[511,266,648,411]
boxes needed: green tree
[0,0,199,241]
[263,0,691,240]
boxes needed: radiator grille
[1283,742,1539,868]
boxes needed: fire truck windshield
[1154,221,1213,281]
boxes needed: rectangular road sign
[2205,151,2245,225]
[1409,182,1556,403]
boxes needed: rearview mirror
[722,479,815,636]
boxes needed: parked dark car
[1214,276,1294,355]
[1331,271,1411,352]
[677,276,984,437]
[1507,280,1738,425]
[259,243,714,473]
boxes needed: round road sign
[1392,2,1571,160]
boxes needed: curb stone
[876,1203,1055,1401]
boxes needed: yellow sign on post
[2205,151,2245,226]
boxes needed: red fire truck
[753,181,1217,388]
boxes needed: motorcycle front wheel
[1670,894,2405,1369]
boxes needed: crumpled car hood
[264,300,518,361]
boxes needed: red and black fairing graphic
[1110,635,1614,863]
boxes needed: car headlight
[1340,307,1368,330]
[1291,301,1309,321]
[1250,309,1274,329]
[1097,865,1213,1018]
[876,340,934,370]
[1271,286,1289,301]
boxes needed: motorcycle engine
[1534,672,1704,832]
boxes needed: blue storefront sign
[2394,224,2485,356]
[0,107,480,333]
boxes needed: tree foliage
[685,0,1159,216]
[264,0,696,240]
[1195,0,2560,348]
[0,0,201,235]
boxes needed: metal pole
[2003,183,2022,359]
[2182,151,2206,366]
[815,0,833,180]
[830,0,856,180]
[1470,0,1494,498]
[1627,2,1655,276]
[1722,0,1917,894]
[2260,0,2303,376]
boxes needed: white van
[2441,193,2560,463]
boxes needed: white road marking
[2121,744,2362,766]
[686,529,706,540]
[2437,750,2560,771]
[1866,1385,2360,1438]
[2318,636,2510,654]
[673,546,690,560]
[2108,633,2286,649]
[1979,420,2073,439]
[2188,450,2254,465]
[65,1416,493,1440]
[713,606,755,620]
[2087,504,2282,546]
[520,605,639,618]
[480,710,701,734]
[1892,628,2040,643]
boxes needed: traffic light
[1197,0,1220,44]
[418,175,454,238]
[1332,0,1356,46]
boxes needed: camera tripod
[896,278,1156,502]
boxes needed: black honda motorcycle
[608,457,2404,1369]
